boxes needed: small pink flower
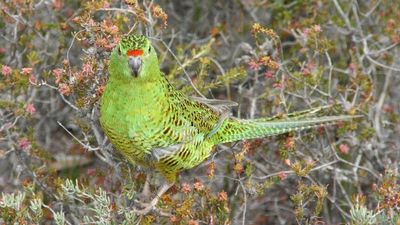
[383,104,394,113]
[272,82,282,90]
[188,220,199,225]
[348,63,356,74]
[284,159,291,166]
[87,19,96,27]
[101,21,119,35]
[25,103,36,115]
[303,28,311,37]
[305,62,316,70]
[52,0,63,10]
[82,63,93,76]
[284,137,295,149]
[339,144,350,154]
[302,68,311,76]
[302,62,316,76]
[53,68,64,84]
[113,36,121,44]
[21,67,33,75]
[313,25,321,33]
[102,1,110,8]
[1,65,12,76]
[278,171,287,180]
[181,183,191,193]
[248,59,261,71]
[105,43,117,50]
[264,71,274,79]
[86,168,97,176]
[107,25,119,35]
[29,75,38,85]
[18,138,30,150]
[59,83,71,96]
[193,181,204,191]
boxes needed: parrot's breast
[99,80,167,166]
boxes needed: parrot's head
[109,34,159,81]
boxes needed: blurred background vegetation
[0,0,399,224]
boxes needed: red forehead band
[127,49,143,56]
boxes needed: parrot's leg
[133,182,173,215]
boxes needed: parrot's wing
[206,110,230,139]
[190,96,237,115]
[188,96,236,138]
[148,143,183,161]
[147,132,206,162]
[145,97,226,162]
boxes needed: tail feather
[213,115,361,144]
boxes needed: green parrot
[99,35,358,209]
[100,34,359,181]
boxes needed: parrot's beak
[128,56,142,77]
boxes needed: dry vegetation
[0,0,399,224]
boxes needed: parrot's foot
[133,182,173,215]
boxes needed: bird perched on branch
[99,34,359,214]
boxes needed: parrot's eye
[148,46,151,53]
[117,47,122,56]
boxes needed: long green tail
[214,115,361,144]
